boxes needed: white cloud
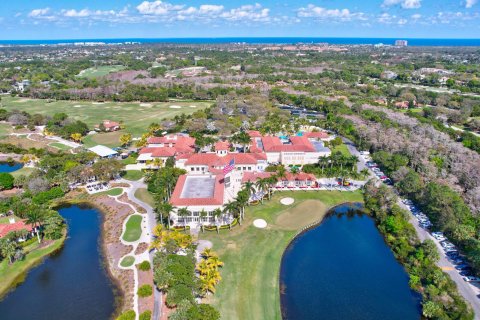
[465,0,478,8]
[220,4,270,22]
[398,18,408,24]
[136,1,185,15]
[28,8,50,17]
[382,0,421,9]
[411,13,421,19]
[198,5,224,14]
[297,4,365,21]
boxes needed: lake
[0,204,118,320]
[0,162,23,173]
[280,203,421,320]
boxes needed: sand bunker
[140,103,152,107]
[92,102,105,105]
[73,105,83,108]
[280,197,295,205]
[189,105,197,108]
[169,105,182,109]
[253,219,267,229]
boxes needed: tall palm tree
[223,201,239,226]
[235,190,249,221]
[212,208,222,233]
[255,178,270,203]
[156,202,175,229]
[26,209,44,243]
[0,240,17,264]
[177,207,190,230]
[243,181,256,203]
[199,209,208,233]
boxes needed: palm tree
[152,158,163,169]
[235,190,249,221]
[255,178,270,204]
[156,202,175,229]
[177,207,190,230]
[199,209,208,233]
[223,201,239,227]
[26,209,44,243]
[212,208,222,233]
[0,240,17,264]
[360,168,370,179]
[243,181,256,204]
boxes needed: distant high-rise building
[395,40,408,47]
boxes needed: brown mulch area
[0,188,23,198]
[118,193,147,213]
[135,242,149,255]
[137,265,155,316]
[0,135,58,153]
[111,182,131,188]
[160,293,173,320]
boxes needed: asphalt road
[399,200,480,319]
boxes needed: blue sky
[0,0,479,39]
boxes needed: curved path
[116,178,162,320]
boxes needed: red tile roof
[185,152,266,167]
[170,175,225,206]
[214,140,230,151]
[0,220,33,238]
[241,171,274,183]
[248,130,263,138]
[303,131,329,139]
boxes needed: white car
[463,276,480,282]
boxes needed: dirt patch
[111,182,131,188]
[135,242,149,255]
[119,193,147,214]
[137,265,155,316]
[0,135,58,153]
[275,200,327,230]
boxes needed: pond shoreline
[279,202,422,319]
[0,232,66,300]
[54,198,129,317]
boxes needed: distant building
[95,120,120,132]
[14,80,31,92]
[380,71,398,80]
[88,145,118,158]
[0,217,35,240]
[395,40,408,47]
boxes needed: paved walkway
[117,178,162,320]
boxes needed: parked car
[463,276,480,282]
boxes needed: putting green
[122,215,143,242]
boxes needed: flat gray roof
[180,175,215,199]
[311,141,331,153]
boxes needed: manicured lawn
[122,215,143,242]
[0,123,12,137]
[331,143,351,156]
[120,256,135,268]
[0,234,65,298]
[199,190,363,320]
[76,65,126,78]
[48,142,72,150]
[0,96,212,137]
[134,188,155,207]
[122,170,144,181]
[121,155,138,165]
[97,188,124,196]
[82,131,123,148]
[10,167,35,178]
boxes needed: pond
[280,203,421,320]
[0,204,118,320]
[0,162,23,173]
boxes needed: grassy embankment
[134,188,155,207]
[0,233,66,298]
[198,190,363,320]
[122,170,144,181]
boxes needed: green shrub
[138,260,151,271]
[139,310,152,320]
[32,186,64,205]
[116,310,135,320]
[137,284,153,298]
[0,172,14,190]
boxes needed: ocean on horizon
[1,37,480,46]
